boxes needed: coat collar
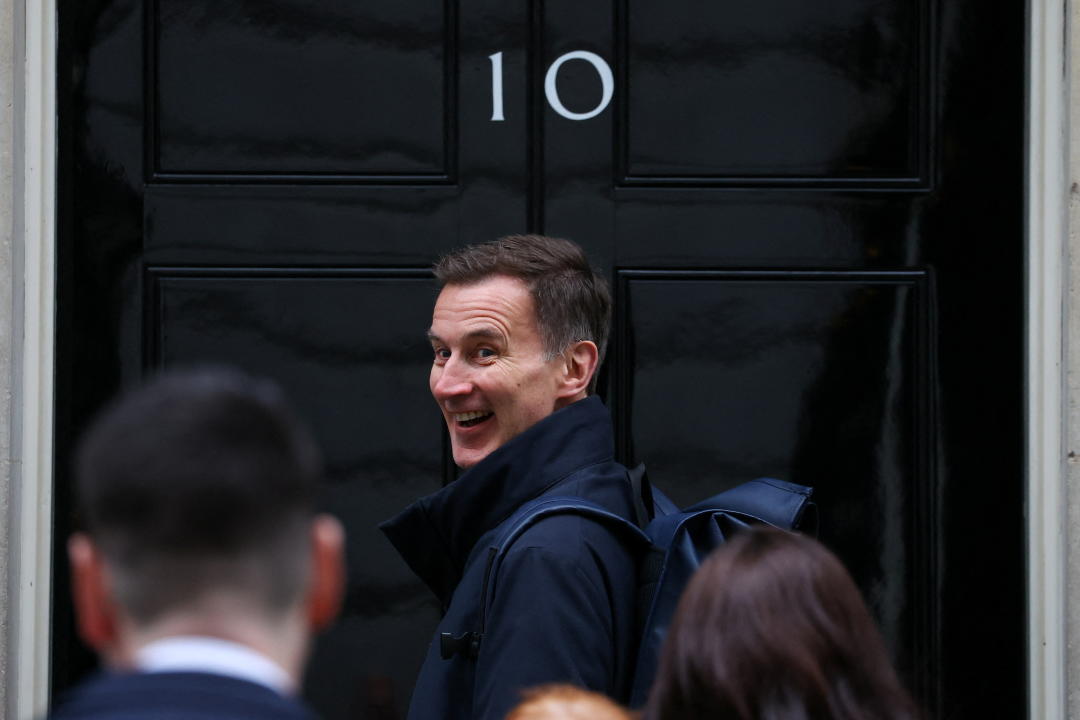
[379,396,614,604]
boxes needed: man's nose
[431,356,473,399]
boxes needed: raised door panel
[620,0,928,185]
[151,0,454,178]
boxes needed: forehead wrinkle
[432,277,538,347]
[432,307,516,339]
[429,320,509,345]
[456,325,509,346]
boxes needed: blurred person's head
[506,684,631,720]
[428,234,611,468]
[644,528,919,720]
[68,368,344,686]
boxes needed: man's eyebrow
[465,327,502,340]
[425,327,503,343]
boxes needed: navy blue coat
[47,671,315,720]
[381,396,639,720]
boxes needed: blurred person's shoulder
[47,670,316,720]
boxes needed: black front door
[57,1,1024,718]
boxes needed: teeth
[454,411,491,422]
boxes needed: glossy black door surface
[57,1,1024,718]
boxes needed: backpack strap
[482,496,651,624]
[629,462,679,525]
[627,463,651,527]
[440,495,650,661]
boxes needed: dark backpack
[443,466,817,707]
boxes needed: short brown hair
[644,528,920,720]
[433,235,612,393]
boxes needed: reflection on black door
[57,1,1024,717]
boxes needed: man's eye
[433,348,451,363]
[476,348,496,359]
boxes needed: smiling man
[380,235,640,720]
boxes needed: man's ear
[68,533,119,653]
[556,340,600,401]
[307,514,345,632]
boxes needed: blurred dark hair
[643,527,920,720]
[74,368,323,624]
[433,234,611,393]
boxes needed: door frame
[8,0,57,719]
[5,0,1065,717]
[1026,0,1068,717]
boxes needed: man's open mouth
[454,410,493,428]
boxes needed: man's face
[428,275,566,469]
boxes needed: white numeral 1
[489,52,505,122]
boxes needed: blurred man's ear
[556,340,599,401]
[68,533,119,653]
[307,514,345,632]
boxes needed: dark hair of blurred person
[643,527,920,720]
[51,368,344,720]
[505,684,631,720]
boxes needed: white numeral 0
[489,50,614,122]
[544,50,614,121]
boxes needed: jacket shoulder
[48,673,313,720]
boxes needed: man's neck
[111,602,309,691]
[133,635,295,694]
